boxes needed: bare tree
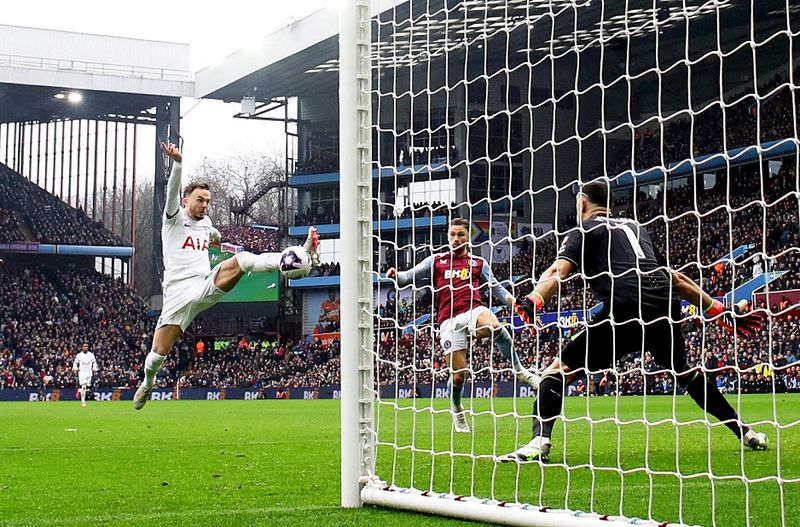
[133,179,155,298]
[190,152,285,225]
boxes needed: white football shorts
[157,266,226,332]
[439,306,491,353]
[78,373,92,387]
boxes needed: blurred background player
[504,181,768,462]
[72,343,97,407]
[386,218,539,433]
[133,142,320,410]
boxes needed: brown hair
[449,218,470,230]
[580,180,609,208]
[183,182,210,198]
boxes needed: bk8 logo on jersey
[444,268,470,280]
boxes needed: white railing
[0,53,193,82]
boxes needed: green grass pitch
[0,395,797,526]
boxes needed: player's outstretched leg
[494,324,539,389]
[678,370,768,450]
[476,311,539,389]
[134,325,181,410]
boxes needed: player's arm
[671,270,765,338]
[515,228,581,326]
[161,142,183,220]
[478,260,515,307]
[514,258,576,328]
[670,271,714,311]
[91,354,98,373]
[72,356,79,373]
[386,255,435,287]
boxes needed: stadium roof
[0,24,192,124]
[194,2,405,102]
[196,0,789,109]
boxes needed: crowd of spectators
[215,225,280,253]
[0,208,24,241]
[0,264,169,391]
[0,164,126,246]
[2,66,800,398]
[0,256,797,394]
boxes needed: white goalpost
[341,1,799,525]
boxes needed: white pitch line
[3,504,340,527]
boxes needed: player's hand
[707,299,767,338]
[719,310,768,338]
[160,141,182,163]
[514,293,544,333]
[385,268,397,280]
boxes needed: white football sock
[235,251,281,273]
[143,351,166,389]
[80,387,86,403]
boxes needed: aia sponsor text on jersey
[181,236,209,251]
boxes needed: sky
[3,0,336,171]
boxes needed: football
[279,246,312,279]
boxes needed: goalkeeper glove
[514,292,544,332]
[705,299,766,338]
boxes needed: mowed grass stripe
[0,396,797,527]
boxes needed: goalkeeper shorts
[560,303,689,374]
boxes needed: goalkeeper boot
[515,369,540,389]
[133,383,153,410]
[499,438,551,463]
[743,430,768,451]
[303,226,320,268]
[452,406,470,433]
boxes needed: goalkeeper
[501,180,768,462]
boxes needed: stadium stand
[1,66,798,397]
[215,225,280,253]
[0,164,127,246]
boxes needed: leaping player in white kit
[72,343,98,407]
[133,142,319,409]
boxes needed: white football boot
[498,438,551,463]
[743,430,768,451]
[453,406,471,433]
[133,384,153,410]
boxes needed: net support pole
[340,0,373,508]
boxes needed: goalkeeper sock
[143,351,167,389]
[681,371,747,439]
[235,251,281,273]
[532,375,565,441]
[448,377,464,409]
[495,326,524,372]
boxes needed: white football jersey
[162,207,214,284]
[73,352,97,374]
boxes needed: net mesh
[365,1,800,525]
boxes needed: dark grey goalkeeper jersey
[557,213,674,316]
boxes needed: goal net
[341,1,800,525]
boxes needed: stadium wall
[5,382,541,402]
